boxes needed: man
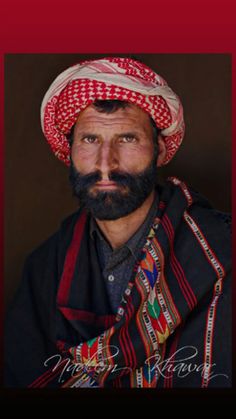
[5,57,231,388]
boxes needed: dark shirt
[90,194,159,313]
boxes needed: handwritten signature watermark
[44,345,229,385]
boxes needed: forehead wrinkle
[76,115,144,125]
[75,119,150,134]
[77,119,138,126]
[75,126,150,140]
[75,106,154,138]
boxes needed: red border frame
[0,0,235,406]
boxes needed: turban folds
[40,57,185,165]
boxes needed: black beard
[69,160,158,220]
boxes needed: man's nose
[95,143,118,176]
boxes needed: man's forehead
[75,103,151,129]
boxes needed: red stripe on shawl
[159,201,166,210]
[161,214,197,310]
[163,327,182,388]
[57,211,87,306]
[119,315,133,372]
[161,216,194,308]
[59,307,116,328]
[113,377,122,388]
[117,338,129,378]
[118,311,133,377]
[28,361,66,388]
[163,214,197,308]
[121,302,137,369]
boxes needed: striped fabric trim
[201,279,223,388]
[183,211,225,280]
[168,177,193,207]
[183,210,225,387]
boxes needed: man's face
[69,103,158,220]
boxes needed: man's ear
[157,136,167,167]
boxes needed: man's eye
[121,136,137,143]
[82,137,97,144]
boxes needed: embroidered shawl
[5,178,231,388]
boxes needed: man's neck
[95,190,156,250]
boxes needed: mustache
[70,169,145,189]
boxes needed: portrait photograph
[4,53,232,389]
[0,0,235,412]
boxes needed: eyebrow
[117,131,140,137]
[76,130,143,138]
[76,132,97,138]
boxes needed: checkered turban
[40,57,185,166]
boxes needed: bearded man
[5,57,231,388]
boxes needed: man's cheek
[72,146,96,163]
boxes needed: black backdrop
[4,54,231,308]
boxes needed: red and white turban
[40,57,185,166]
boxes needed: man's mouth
[95,181,118,189]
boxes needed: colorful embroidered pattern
[27,177,230,388]
[62,211,182,388]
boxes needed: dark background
[4,54,231,309]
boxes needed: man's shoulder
[184,198,231,269]
[173,182,231,234]
[208,208,231,228]
[188,200,231,236]
[26,208,82,267]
